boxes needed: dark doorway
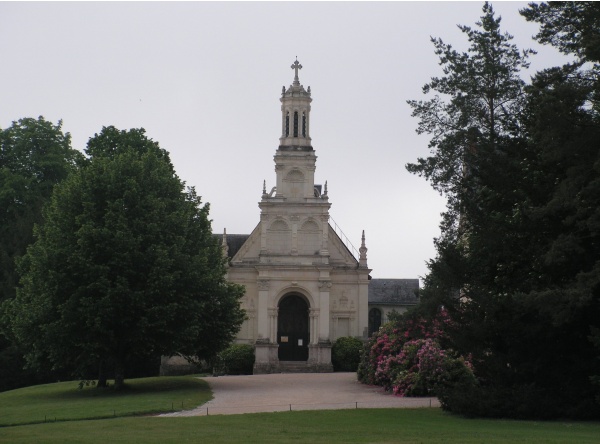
[278,294,309,361]
[368,308,382,336]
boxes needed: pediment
[231,223,262,263]
[327,224,359,266]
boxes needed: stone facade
[223,60,371,373]
[161,61,420,376]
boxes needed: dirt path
[158,372,439,417]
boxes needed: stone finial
[307,86,311,95]
[291,57,302,86]
[222,228,229,261]
[262,180,267,198]
[324,181,328,196]
[282,86,285,95]
[359,230,368,268]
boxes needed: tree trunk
[114,362,125,390]
[97,360,108,388]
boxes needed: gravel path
[158,372,440,417]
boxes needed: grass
[2,409,600,443]
[0,376,211,426]
[1,376,599,443]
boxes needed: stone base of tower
[253,340,333,374]
[307,341,334,372]
[253,340,280,374]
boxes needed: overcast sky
[1,2,571,281]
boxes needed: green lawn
[0,376,211,426]
[2,409,600,443]
[1,377,599,443]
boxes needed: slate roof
[368,279,419,306]
[214,234,251,259]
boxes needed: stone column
[259,214,269,256]
[318,280,332,341]
[291,215,299,256]
[257,279,270,340]
[358,272,370,339]
[309,308,319,345]
[268,307,278,344]
[319,214,329,257]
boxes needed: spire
[222,228,229,261]
[359,230,368,268]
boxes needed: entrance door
[277,294,309,361]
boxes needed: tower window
[293,111,299,137]
[285,112,289,137]
[302,112,306,137]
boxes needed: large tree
[0,117,82,391]
[0,117,82,303]
[6,127,245,389]
[406,2,600,419]
[520,0,600,411]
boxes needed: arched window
[285,112,290,137]
[293,111,299,137]
[302,112,306,137]
[368,308,382,336]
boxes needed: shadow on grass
[43,377,207,400]
[0,376,212,428]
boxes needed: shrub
[332,337,363,372]
[213,344,255,375]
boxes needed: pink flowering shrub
[358,312,474,397]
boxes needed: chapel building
[218,59,419,375]
[161,61,420,376]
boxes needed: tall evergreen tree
[521,0,600,410]
[407,2,600,418]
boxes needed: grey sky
[1,2,570,280]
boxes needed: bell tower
[279,58,312,149]
[269,58,319,200]
[259,59,330,261]
[222,60,370,374]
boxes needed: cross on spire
[291,57,302,85]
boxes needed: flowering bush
[358,312,474,397]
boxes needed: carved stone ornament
[318,280,332,289]
[257,280,270,291]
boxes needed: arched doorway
[368,308,382,336]
[277,294,309,361]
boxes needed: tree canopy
[0,117,82,391]
[6,127,245,389]
[402,2,600,419]
[0,117,82,304]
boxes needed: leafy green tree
[7,128,245,389]
[0,117,82,391]
[0,117,82,304]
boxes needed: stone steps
[278,361,310,373]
